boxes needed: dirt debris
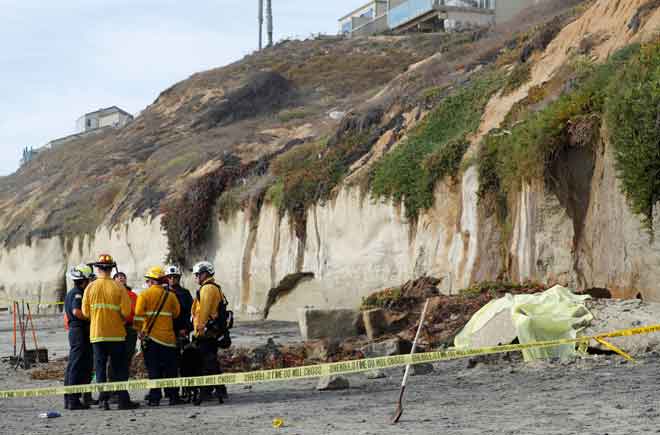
[362,278,548,348]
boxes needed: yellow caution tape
[0,298,64,306]
[594,337,635,362]
[1,324,659,400]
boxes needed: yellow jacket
[192,277,224,337]
[135,285,180,347]
[81,277,132,343]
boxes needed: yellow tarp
[454,285,593,361]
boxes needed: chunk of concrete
[298,308,361,340]
[362,308,387,339]
[317,375,349,391]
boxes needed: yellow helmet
[144,266,165,281]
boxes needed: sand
[1,311,659,434]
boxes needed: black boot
[82,393,98,406]
[64,394,70,410]
[118,399,141,410]
[68,397,90,410]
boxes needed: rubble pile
[362,278,548,347]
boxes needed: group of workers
[63,253,229,410]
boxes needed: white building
[338,1,389,35]
[76,106,133,133]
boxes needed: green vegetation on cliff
[370,71,504,221]
[605,41,660,230]
[478,43,647,218]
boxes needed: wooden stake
[391,298,430,424]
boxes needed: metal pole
[266,0,273,47]
[26,303,39,352]
[258,0,264,51]
[12,301,17,357]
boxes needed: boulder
[410,363,434,376]
[317,375,349,391]
[298,308,361,340]
[362,308,387,339]
[366,370,386,379]
[360,337,411,357]
[304,339,340,361]
[583,299,660,355]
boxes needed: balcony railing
[387,0,494,29]
[387,0,434,29]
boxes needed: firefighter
[63,264,96,410]
[81,254,139,410]
[191,261,227,404]
[136,266,183,406]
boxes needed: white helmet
[68,264,93,281]
[165,265,181,276]
[192,261,215,276]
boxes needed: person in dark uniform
[164,265,193,399]
[63,264,96,410]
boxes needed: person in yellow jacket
[81,254,139,410]
[191,261,227,404]
[135,266,183,406]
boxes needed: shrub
[370,70,504,220]
[160,155,243,265]
[605,40,660,230]
[502,62,532,95]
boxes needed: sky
[0,0,359,175]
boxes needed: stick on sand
[391,298,430,424]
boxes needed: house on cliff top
[76,106,133,133]
[340,0,544,36]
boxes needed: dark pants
[108,327,138,379]
[125,327,138,370]
[64,327,93,401]
[143,341,178,401]
[93,341,131,403]
[198,337,223,397]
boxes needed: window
[360,8,374,18]
[86,119,91,128]
[341,21,352,33]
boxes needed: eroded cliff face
[2,0,660,318]
[3,132,659,319]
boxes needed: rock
[584,299,660,355]
[362,308,387,339]
[316,375,349,391]
[366,370,386,379]
[411,363,434,376]
[298,308,361,340]
[360,337,411,357]
[328,110,346,120]
[304,339,340,361]
[383,310,409,331]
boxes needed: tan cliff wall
[2,132,660,320]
